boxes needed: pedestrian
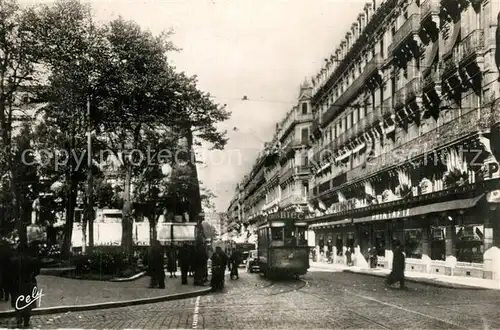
[193,243,206,286]
[188,244,195,277]
[369,246,378,268]
[178,243,190,285]
[386,240,406,289]
[10,242,41,328]
[229,249,241,280]
[148,239,165,289]
[167,244,178,278]
[0,243,13,302]
[345,247,353,266]
[210,247,229,291]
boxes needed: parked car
[246,250,259,273]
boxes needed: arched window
[301,103,308,114]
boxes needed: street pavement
[1,268,500,329]
[0,271,197,312]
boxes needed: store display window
[404,228,423,259]
[456,225,484,263]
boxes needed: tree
[97,17,178,255]
[29,0,112,255]
[0,0,44,245]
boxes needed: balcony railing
[458,29,484,64]
[296,112,314,122]
[420,0,440,22]
[279,194,308,208]
[388,14,421,54]
[405,77,422,100]
[394,87,406,108]
[344,107,489,182]
[321,54,384,126]
[295,165,310,175]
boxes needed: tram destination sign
[268,211,305,220]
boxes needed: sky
[26,0,367,211]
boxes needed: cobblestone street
[1,269,500,329]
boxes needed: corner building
[227,82,313,241]
[307,0,500,280]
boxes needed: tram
[256,211,309,279]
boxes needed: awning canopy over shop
[309,219,352,229]
[353,194,485,224]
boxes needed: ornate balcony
[280,165,293,178]
[405,77,422,101]
[279,194,307,208]
[295,165,310,176]
[345,107,491,182]
[420,0,440,23]
[388,14,421,54]
[321,54,384,127]
[458,29,484,65]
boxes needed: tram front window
[296,227,307,245]
[284,227,295,245]
[271,227,284,240]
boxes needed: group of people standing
[145,240,210,289]
[0,243,41,328]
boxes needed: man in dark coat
[148,239,165,289]
[178,243,190,285]
[167,245,177,278]
[210,247,229,291]
[386,240,406,289]
[229,249,242,280]
[193,243,207,286]
[10,243,41,328]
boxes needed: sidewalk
[0,269,210,316]
[309,261,500,290]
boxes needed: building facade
[227,81,314,240]
[307,0,500,280]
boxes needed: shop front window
[374,230,385,257]
[430,226,446,261]
[456,225,484,263]
[404,229,423,259]
[336,235,343,256]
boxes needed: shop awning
[309,219,352,229]
[353,194,485,223]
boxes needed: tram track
[289,276,468,330]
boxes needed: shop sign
[371,209,410,221]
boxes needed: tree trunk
[185,128,202,224]
[11,168,27,246]
[61,179,77,259]
[86,163,94,251]
[121,162,133,256]
[81,189,87,254]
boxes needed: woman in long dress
[167,245,177,278]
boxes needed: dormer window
[302,103,308,114]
